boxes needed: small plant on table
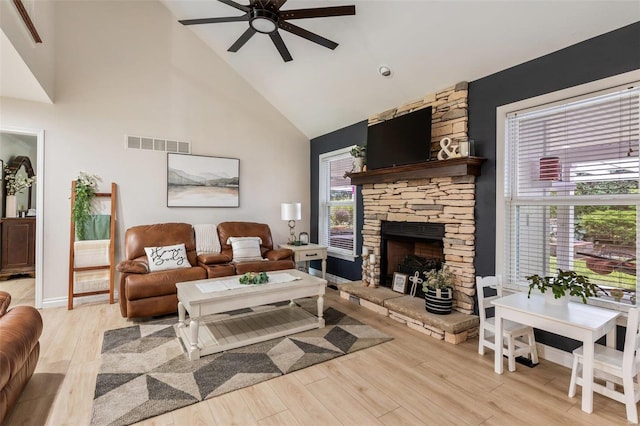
[526,269,601,304]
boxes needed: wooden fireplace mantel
[348,157,487,185]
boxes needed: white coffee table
[176,269,326,360]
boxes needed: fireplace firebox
[380,221,445,291]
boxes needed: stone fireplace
[338,82,483,343]
[349,82,482,315]
[356,173,479,314]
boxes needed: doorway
[0,128,44,308]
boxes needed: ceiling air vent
[125,135,191,154]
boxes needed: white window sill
[328,250,356,262]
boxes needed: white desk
[493,293,620,413]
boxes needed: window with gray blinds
[504,84,640,303]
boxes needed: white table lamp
[281,202,301,244]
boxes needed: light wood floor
[0,278,629,425]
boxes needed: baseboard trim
[537,343,573,369]
[43,294,112,309]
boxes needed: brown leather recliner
[216,221,295,274]
[117,223,211,318]
[0,291,42,424]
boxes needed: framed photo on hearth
[167,153,240,207]
[392,272,408,293]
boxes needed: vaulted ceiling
[3,1,639,139]
[161,1,640,138]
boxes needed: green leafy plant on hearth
[422,263,456,291]
[526,269,601,304]
[72,172,100,240]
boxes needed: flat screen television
[366,106,432,170]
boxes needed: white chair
[477,276,539,372]
[569,307,640,424]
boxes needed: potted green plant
[526,269,600,304]
[350,144,366,173]
[72,172,99,240]
[422,263,455,314]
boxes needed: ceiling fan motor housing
[249,9,278,34]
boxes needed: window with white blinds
[319,148,356,259]
[504,84,640,305]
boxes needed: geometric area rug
[91,302,391,426]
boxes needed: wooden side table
[279,243,327,280]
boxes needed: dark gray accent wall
[310,120,368,280]
[469,21,640,278]
[469,21,640,350]
[309,21,639,307]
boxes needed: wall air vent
[126,135,191,154]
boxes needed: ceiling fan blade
[179,15,249,25]
[269,0,288,10]
[217,0,251,13]
[228,27,257,52]
[280,5,355,20]
[269,31,293,62]
[279,22,338,50]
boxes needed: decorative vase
[5,195,17,218]
[424,287,453,315]
[353,157,364,173]
[545,291,569,306]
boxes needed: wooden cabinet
[0,217,36,278]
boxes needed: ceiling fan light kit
[249,9,278,33]
[179,0,356,62]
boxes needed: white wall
[0,0,55,100]
[0,0,310,304]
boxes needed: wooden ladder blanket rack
[68,181,117,310]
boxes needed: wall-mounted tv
[366,106,432,170]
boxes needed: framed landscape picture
[167,153,239,207]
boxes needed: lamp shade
[281,202,301,221]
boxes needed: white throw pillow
[193,224,221,255]
[144,243,192,272]
[227,237,264,262]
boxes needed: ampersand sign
[408,271,423,297]
[437,137,461,160]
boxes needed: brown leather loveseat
[117,222,294,319]
[0,291,43,424]
[217,221,295,274]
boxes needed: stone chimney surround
[348,82,486,315]
[350,158,484,314]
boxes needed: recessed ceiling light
[378,65,392,77]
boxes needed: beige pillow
[194,224,221,255]
[228,237,264,262]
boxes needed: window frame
[496,70,640,312]
[318,147,357,261]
